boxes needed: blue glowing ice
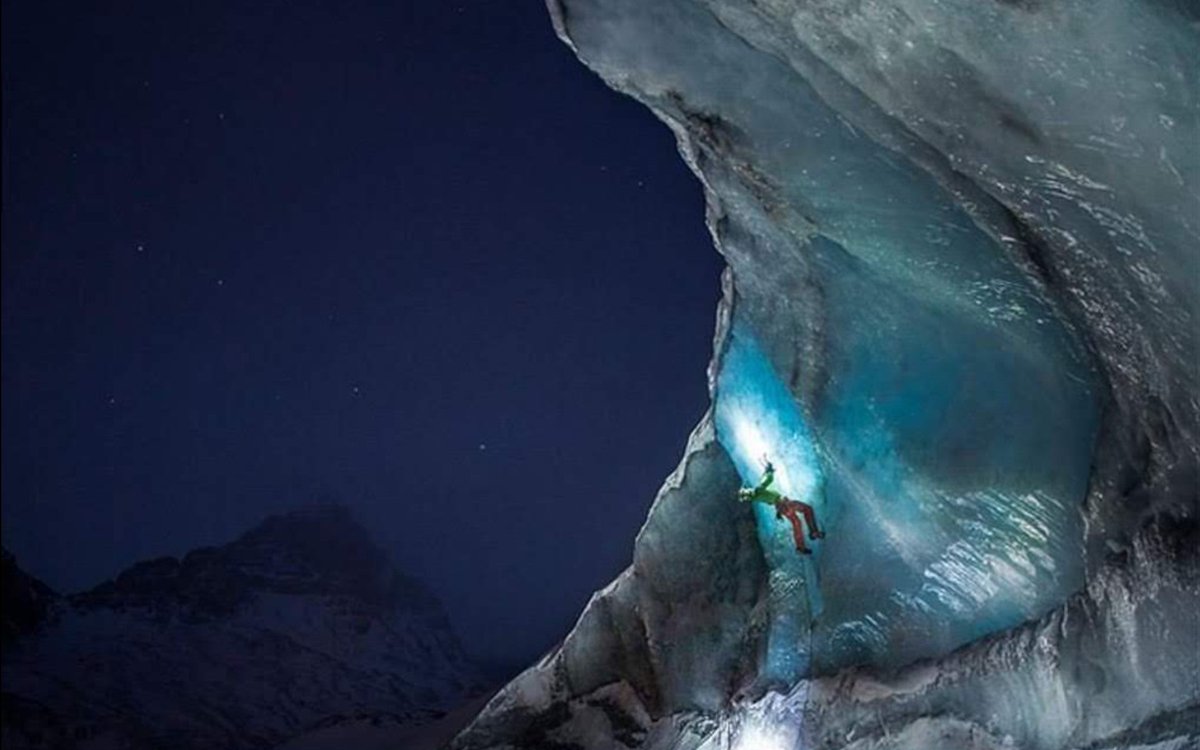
[714,322,825,685]
[716,258,1099,672]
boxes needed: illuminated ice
[715,294,1095,674]
[715,324,825,686]
[451,0,1199,748]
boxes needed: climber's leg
[776,502,810,554]
[795,500,824,540]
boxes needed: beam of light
[729,410,772,474]
[733,722,792,750]
[727,409,804,494]
[715,331,822,506]
[722,687,806,750]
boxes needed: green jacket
[741,463,783,506]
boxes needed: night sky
[1,1,721,670]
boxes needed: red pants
[775,499,822,554]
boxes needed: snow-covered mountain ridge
[1,505,482,749]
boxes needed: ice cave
[452,0,1199,748]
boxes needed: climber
[737,461,824,555]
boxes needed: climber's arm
[754,462,776,493]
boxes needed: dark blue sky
[1,1,721,667]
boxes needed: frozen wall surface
[453,1,1199,748]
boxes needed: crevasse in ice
[451,0,1199,747]
[715,302,1094,678]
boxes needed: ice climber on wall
[738,461,824,554]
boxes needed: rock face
[1,549,56,643]
[452,1,1199,748]
[1,506,481,749]
[2,551,57,645]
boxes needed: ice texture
[452,1,1199,748]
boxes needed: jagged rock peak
[2,507,482,750]
[71,504,438,618]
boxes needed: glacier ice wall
[453,1,1198,748]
